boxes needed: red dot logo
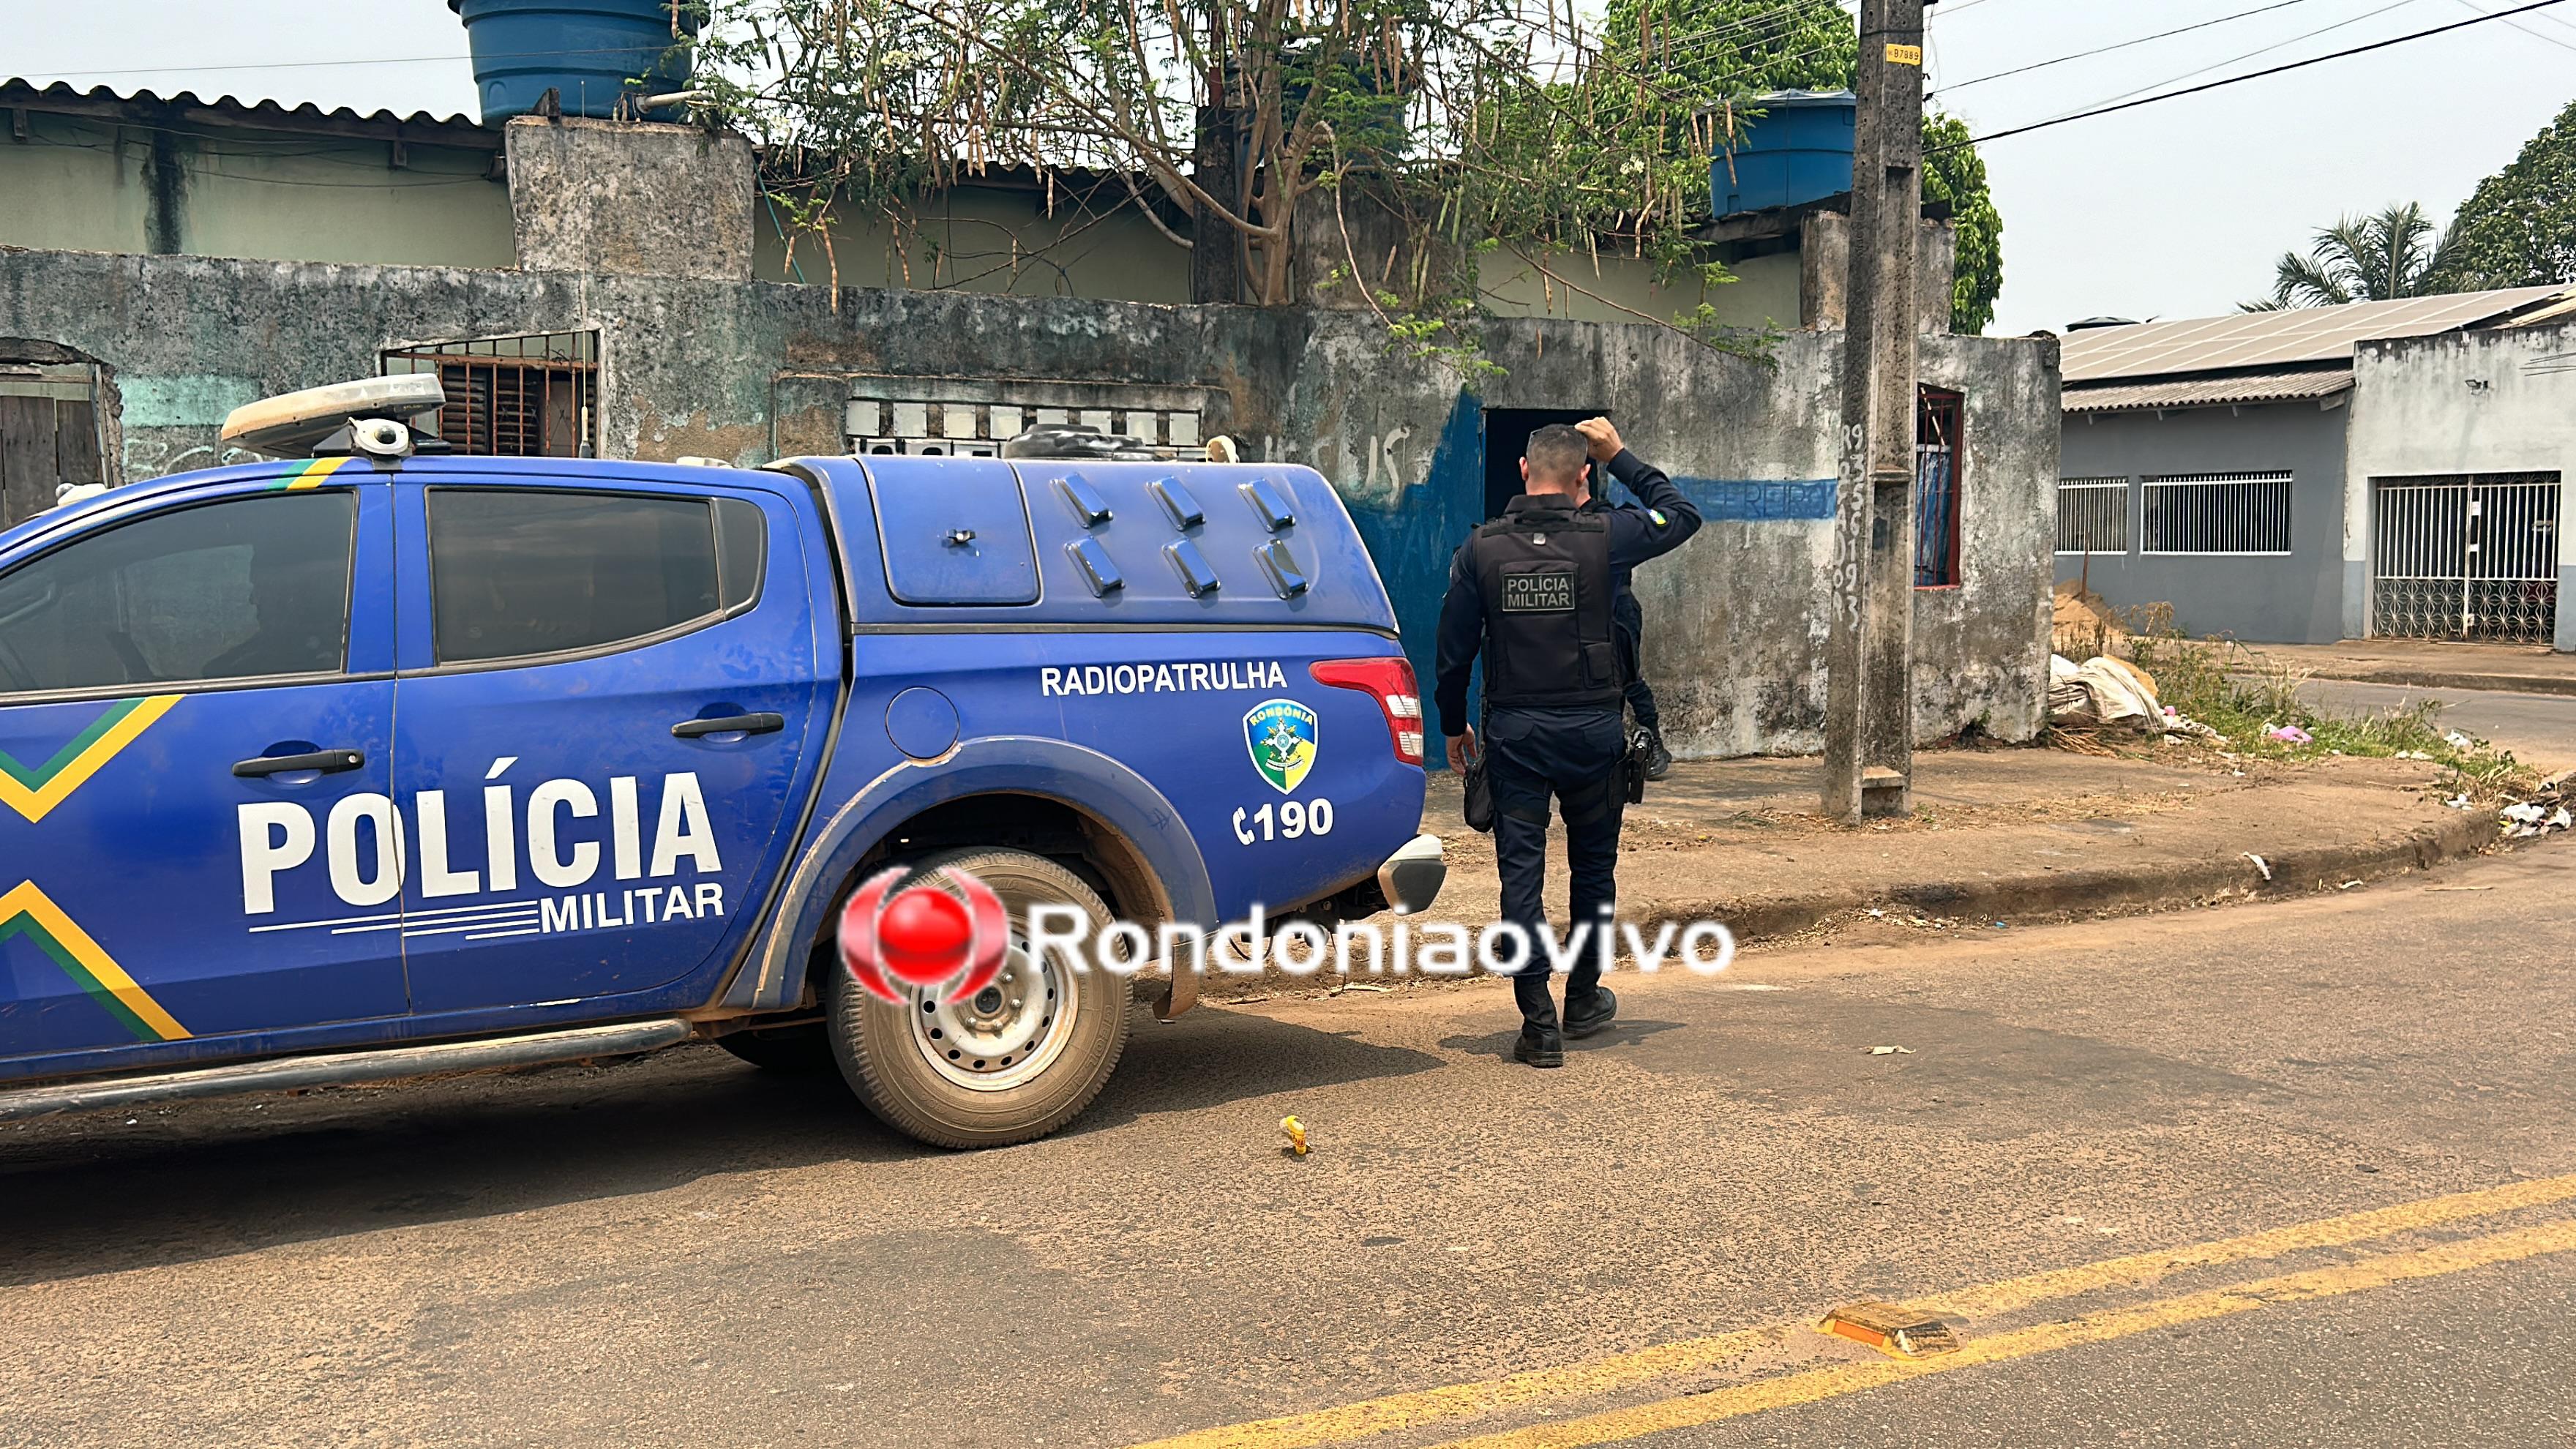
[839,866,1008,1004]
[877,886,973,987]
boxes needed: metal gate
[2371,473,2561,643]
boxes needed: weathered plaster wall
[0,110,512,269]
[750,182,1200,302]
[2349,323,2576,651]
[0,245,2052,755]
[505,117,755,281]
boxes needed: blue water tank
[1710,90,1855,218]
[449,0,698,123]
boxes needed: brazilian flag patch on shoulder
[1648,509,1668,526]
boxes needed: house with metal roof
[2056,288,2576,651]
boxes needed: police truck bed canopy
[785,456,1399,633]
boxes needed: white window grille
[2055,477,2129,555]
[2371,472,2560,643]
[2141,471,2291,555]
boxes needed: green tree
[1600,0,2005,333]
[2242,203,2452,310]
[2428,99,2576,291]
[692,0,1771,370]
[1921,114,2002,334]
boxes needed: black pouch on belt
[1623,725,1652,804]
[1463,752,1495,833]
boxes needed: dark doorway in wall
[1914,385,1964,588]
[0,356,107,529]
[1481,407,1605,521]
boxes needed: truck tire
[825,848,1132,1149]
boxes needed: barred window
[383,332,599,458]
[2142,472,2291,555]
[2056,477,2129,555]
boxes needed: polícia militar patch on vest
[1501,567,1576,613]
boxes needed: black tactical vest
[1469,496,1625,711]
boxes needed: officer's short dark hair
[1524,424,1587,484]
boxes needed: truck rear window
[426,490,761,665]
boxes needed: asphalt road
[5,839,2574,1448]
[2299,678,2576,771]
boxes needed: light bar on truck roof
[220,375,449,457]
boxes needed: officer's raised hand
[1445,725,1478,774]
[1574,416,1624,462]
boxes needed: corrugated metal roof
[2059,287,2575,383]
[2499,294,2576,329]
[0,79,489,141]
[2062,367,2354,414]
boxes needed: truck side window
[0,491,353,697]
[427,489,744,666]
[714,496,765,613]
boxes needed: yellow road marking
[1923,1170,2576,1319]
[1432,1218,2576,1448]
[1135,1172,2576,1449]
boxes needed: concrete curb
[2265,665,2576,700]
[1641,805,2503,944]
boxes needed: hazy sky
[13,0,2576,333]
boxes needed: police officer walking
[1434,419,1701,1067]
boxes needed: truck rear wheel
[825,848,1131,1149]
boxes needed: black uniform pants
[1485,705,1626,1035]
[1613,593,1659,731]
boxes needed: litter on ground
[2498,774,2573,839]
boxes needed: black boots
[1514,1028,1565,1068]
[1564,986,1619,1040]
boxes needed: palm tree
[2239,203,2463,310]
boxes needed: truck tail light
[1310,656,1425,766]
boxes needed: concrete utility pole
[1821,0,1926,824]
[1191,69,1244,306]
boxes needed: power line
[1947,0,2571,149]
[1929,0,2315,95]
[2051,0,2423,119]
[1633,1,1849,63]
[2452,0,2576,49]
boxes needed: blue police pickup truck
[0,378,1442,1147]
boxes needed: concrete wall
[2056,400,2351,645]
[0,246,2054,758]
[1473,250,1804,332]
[2348,323,2576,651]
[750,181,1200,302]
[1794,214,1958,336]
[0,111,513,269]
[506,118,755,282]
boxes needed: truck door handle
[233,749,367,778]
[672,712,785,739]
